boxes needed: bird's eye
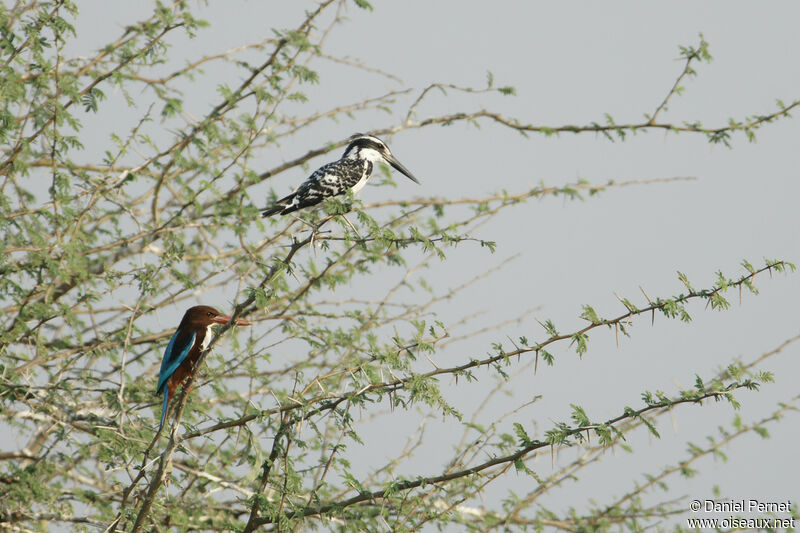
[207,312,213,317]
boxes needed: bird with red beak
[156,305,250,431]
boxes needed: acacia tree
[1,2,797,532]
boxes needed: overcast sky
[72,1,800,526]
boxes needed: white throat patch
[201,324,214,351]
[358,147,386,164]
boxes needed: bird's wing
[317,158,368,192]
[273,159,349,205]
[263,159,367,216]
[156,329,196,394]
[294,159,366,202]
[272,189,298,206]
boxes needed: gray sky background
[70,1,799,525]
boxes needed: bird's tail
[261,205,284,218]
[158,389,169,432]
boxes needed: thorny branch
[0,4,797,532]
[253,381,774,525]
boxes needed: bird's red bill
[212,314,251,326]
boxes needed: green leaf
[570,404,589,427]
[351,0,373,10]
[513,422,532,446]
[580,304,601,324]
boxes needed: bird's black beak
[386,153,420,184]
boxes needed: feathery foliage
[0,2,797,532]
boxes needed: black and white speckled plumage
[262,134,419,217]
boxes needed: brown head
[179,305,251,330]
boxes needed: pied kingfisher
[262,133,420,217]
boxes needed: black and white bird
[262,133,420,217]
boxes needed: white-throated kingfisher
[156,305,251,432]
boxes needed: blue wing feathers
[156,330,196,394]
[158,387,170,431]
[156,329,195,431]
